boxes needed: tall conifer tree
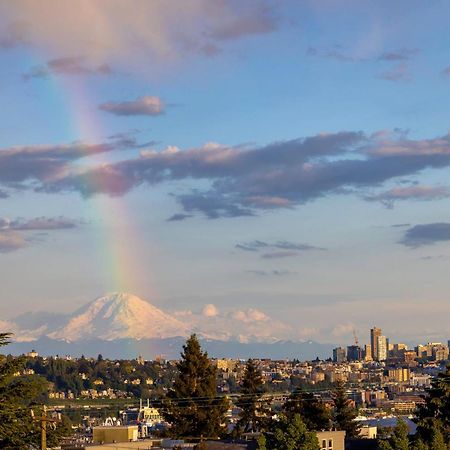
[331,381,360,438]
[162,334,228,438]
[378,419,410,450]
[416,364,450,444]
[283,387,332,431]
[235,359,271,435]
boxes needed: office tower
[347,345,362,361]
[370,327,382,360]
[376,335,388,361]
[364,344,372,361]
[333,347,347,363]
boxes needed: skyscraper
[347,345,362,361]
[370,327,382,361]
[333,347,347,363]
[376,335,388,361]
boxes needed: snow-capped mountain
[0,292,336,359]
[48,292,190,341]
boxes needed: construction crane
[353,329,359,346]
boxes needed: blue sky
[1,0,450,344]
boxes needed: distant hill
[3,336,334,360]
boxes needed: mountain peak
[48,292,189,342]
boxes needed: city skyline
[1,1,450,344]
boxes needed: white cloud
[232,308,269,323]
[331,323,356,337]
[202,303,219,317]
[172,305,291,342]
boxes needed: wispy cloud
[246,269,298,276]
[0,231,28,253]
[0,1,280,66]
[99,96,165,117]
[208,3,278,40]
[306,45,365,62]
[236,240,324,260]
[0,21,29,49]
[4,217,79,231]
[366,185,450,208]
[377,48,419,61]
[236,240,324,257]
[166,213,193,222]
[23,56,113,80]
[0,216,80,253]
[378,62,411,82]
[261,251,298,259]
[307,46,419,64]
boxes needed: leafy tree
[378,419,410,450]
[283,387,332,431]
[258,413,319,450]
[161,334,228,439]
[0,333,71,448]
[235,359,271,435]
[332,381,360,438]
[415,364,450,444]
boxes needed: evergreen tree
[412,438,429,450]
[378,419,410,450]
[415,364,450,444]
[332,381,360,438]
[428,427,447,450]
[258,414,319,450]
[235,359,271,435]
[283,387,332,431]
[161,334,228,439]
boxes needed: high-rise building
[376,335,388,361]
[347,345,362,361]
[364,344,372,361]
[388,368,410,382]
[370,327,382,360]
[333,347,346,363]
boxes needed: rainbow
[42,72,153,298]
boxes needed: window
[321,439,326,450]
[328,438,333,449]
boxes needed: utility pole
[32,405,57,450]
[41,405,47,450]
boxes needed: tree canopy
[415,364,450,445]
[331,381,360,438]
[235,358,271,436]
[0,332,71,448]
[283,387,332,431]
[258,413,319,450]
[161,334,228,439]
